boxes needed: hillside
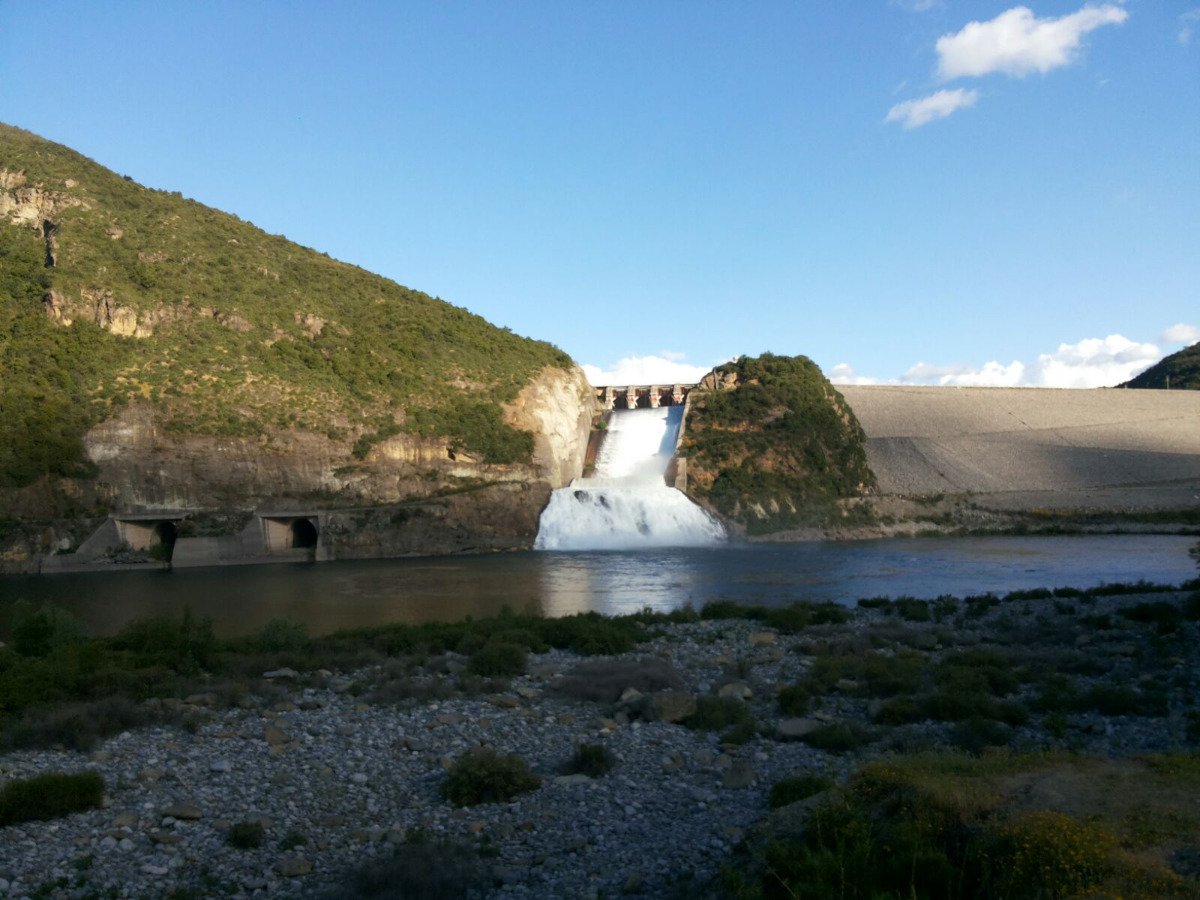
[1120,342,1200,390]
[0,123,572,491]
[680,354,875,534]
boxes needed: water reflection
[0,534,1194,638]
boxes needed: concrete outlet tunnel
[290,518,318,549]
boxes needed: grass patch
[0,771,104,825]
[768,773,835,809]
[731,752,1197,899]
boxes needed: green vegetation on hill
[681,354,875,534]
[0,123,570,488]
[1120,341,1200,390]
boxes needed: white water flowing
[535,407,726,551]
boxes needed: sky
[2,1,1197,388]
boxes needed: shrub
[800,722,877,753]
[565,743,615,778]
[279,829,307,851]
[2,696,151,752]
[769,773,834,809]
[253,618,309,653]
[10,603,83,658]
[0,771,104,825]
[227,821,265,849]
[951,717,1013,754]
[980,811,1116,897]
[685,696,756,736]
[466,640,526,678]
[331,837,487,899]
[778,683,812,716]
[442,749,540,807]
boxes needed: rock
[276,854,313,877]
[209,759,232,773]
[618,687,644,705]
[776,718,822,740]
[491,694,521,708]
[515,686,539,700]
[184,692,218,707]
[263,724,291,747]
[263,667,300,679]
[140,864,169,876]
[718,681,753,700]
[554,774,594,786]
[642,690,696,723]
[161,802,203,821]
[749,631,777,646]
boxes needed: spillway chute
[535,406,726,551]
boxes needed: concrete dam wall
[838,386,1200,513]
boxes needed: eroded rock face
[504,365,595,489]
[48,371,593,566]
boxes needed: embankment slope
[840,386,1200,515]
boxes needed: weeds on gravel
[556,657,683,703]
[227,821,265,849]
[565,743,615,778]
[326,833,488,899]
[0,771,104,825]
[442,749,540,807]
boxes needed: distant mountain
[1120,342,1200,390]
[0,123,573,489]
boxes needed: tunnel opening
[290,518,318,549]
[153,521,178,549]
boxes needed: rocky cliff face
[0,365,595,572]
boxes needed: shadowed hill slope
[1120,342,1200,391]
[0,122,572,490]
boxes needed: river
[0,534,1195,638]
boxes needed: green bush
[333,837,487,898]
[0,771,104,825]
[227,820,265,849]
[10,604,84,658]
[769,773,834,809]
[253,618,310,653]
[466,640,527,677]
[442,749,540,807]
[685,696,756,735]
[565,743,615,778]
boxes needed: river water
[0,534,1195,638]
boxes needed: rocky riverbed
[1,588,1197,898]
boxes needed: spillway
[535,406,726,551]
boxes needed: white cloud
[837,333,1168,389]
[885,88,979,128]
[581,354,717,387]
[828,363,882,386]
[1180,8,1200,45]
[1162,323,1200,345]
[937,4,1129,80]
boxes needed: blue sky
[2,1,1197,387]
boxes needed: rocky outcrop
[0,170,85,229]
[504,365,596,489]
[0,372,595,571]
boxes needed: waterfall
[535,407,727,551]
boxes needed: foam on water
[535,407,726,551]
